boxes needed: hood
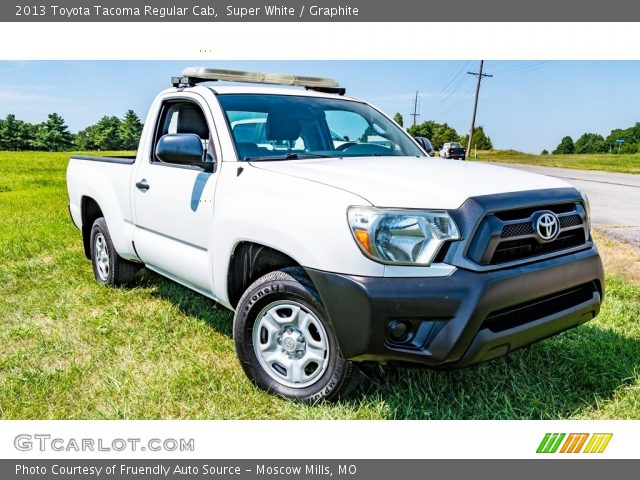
[249,156,572,209]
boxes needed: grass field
[471,149,640,174]
[1,150,640,420]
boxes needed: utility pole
[411,91,420,126]
[466,61,492,159]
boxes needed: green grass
[471,149,640,174]
[1,150,640,419]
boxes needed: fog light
[387,320,412,342]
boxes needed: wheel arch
[226,241,307,308]
[80,196,104,259]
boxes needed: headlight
[347,207,461,266]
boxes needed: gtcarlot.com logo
[14,434,195,452]
[536,433,612,454]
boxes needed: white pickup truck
[67,68,604,402]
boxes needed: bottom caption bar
[3,459,638,479]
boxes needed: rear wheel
[233,268,360,402]
[90,217,141,286]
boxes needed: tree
[606,123,640,146]
[606,122,640,153]
[118,110,143,150]
[541,149,549,155]
[75,126,98,150]
[553,136,575,154]
[0,114,35,150]
[574,133,607,154]
[407,120,436,140]
[393,112,404,127]
[460,125,493,150]
[431,122,461,150]
[92,116,122,150]
[407,120,461,150]
[32,113,73,151]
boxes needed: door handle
[135,179,150,192]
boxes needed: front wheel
[233,268,360,402]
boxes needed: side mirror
[156,134,215,172]
[415,137,431,155]
[193,152,216,173]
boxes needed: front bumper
[305,245,604,368]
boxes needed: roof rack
[172,67,345,95]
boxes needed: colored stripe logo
[537,433,612,454]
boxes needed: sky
[1,60,639,153]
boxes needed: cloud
[0,86,61,104]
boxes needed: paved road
[489,163,640,245]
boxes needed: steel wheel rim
[252,300,329,389]
[94,232,109,281]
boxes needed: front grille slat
[501,214,582,239]
[491,230,586,264]
[559,214,582,229]
[501,222,534,238]
[494,203,576,221]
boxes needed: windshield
[218,94,425,161]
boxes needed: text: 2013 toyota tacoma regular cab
[66,68,604,402]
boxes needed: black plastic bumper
[305,246,604,368]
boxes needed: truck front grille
[468,202,589,266]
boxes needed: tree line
[547,122,640,155]
[394,114,493,151]
[0,111,143,151]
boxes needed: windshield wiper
[244,153,332,162]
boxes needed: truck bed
[70,154,136,165]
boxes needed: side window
[153,101,211,165]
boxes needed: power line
[426,61,474,114]
[466,60,493,158]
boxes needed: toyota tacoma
[66,68,604,402]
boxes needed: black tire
[89,217,141,286]
[233,267,360,403]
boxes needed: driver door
[132,95,220,294]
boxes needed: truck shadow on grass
[145,271,639,420]
[370,324,639,419]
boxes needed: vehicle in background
[440,141,466,160]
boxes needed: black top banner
[5,0,640,22]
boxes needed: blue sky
[1,60,639,153]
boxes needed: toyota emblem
[535,212,560,242]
